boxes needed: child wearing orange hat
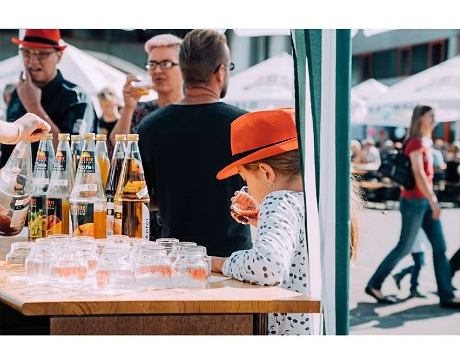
[212,108,310,335]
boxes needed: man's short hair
[179,29,228,86]
[144,34,182,54]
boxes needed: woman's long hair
[407,105,433,140]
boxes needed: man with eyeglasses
[138,29,251,257]
[109,34,184,147]
[109,33,184,241]
[1,29,96,168]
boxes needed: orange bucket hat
[12,29,67,50]
[217,107,298,180]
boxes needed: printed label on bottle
[136,186,148,199]
[113,204,122,235]
[142,203,150,239]
[54,151,67,172]
[10,198,30,228]
[33,177,49,185]
[29,195,46,238]
[70,202,95,237]
[35,150,49,171]
[106,198,115,236]
[46,198,63,234]
[74,184,97,192]
[49,179,68,187]
[80,151,95,173]
[11,207,29,228]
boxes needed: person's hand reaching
[10,113,51,143]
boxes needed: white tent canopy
[224,52,367,122]
[224,52,295,111]
[352,78,389,101]
[0,44,156,116]
[363,55,460,127]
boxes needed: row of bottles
[0,132,150,240]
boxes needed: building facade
[352,29,460,142]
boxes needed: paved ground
[350,207,460,334]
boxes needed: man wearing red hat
[1,29,96,167]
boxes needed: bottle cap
[127,134,139,141]
[71,135,82,141]
[58,133,70,141]
[43,133,53,140]
[96,134,107,141]
[115,134,127,142]
[83,133,96,141]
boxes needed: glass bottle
[28,133,55,239]
[70,134,82,178]
[46,133,74,236]
[0,142,33,236]
[114,134,150,239]
[70,133,107,239]
[95,134,110,189]
[105,134,127,236]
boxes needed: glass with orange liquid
[132,75,152,96]
[230,186,260,225]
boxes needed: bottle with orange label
[28,133,55,239]
[70,133,107,239]
[46,133,74,236]
[95,134,110,189]
[105,134,127,236]
[114,134,150,239]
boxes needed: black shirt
[138,102,252,256]
[1,70,96,168]
[97,117,118,136]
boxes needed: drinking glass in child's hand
[230,187,260,226]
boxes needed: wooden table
[0,262,321,335]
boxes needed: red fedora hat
[216,107,299,180]
[11,29,67,50]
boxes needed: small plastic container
[134,245,171,288]
[96,244,134,290]
[50,245,88,285]
[172,249,209,289]
[25,244,52,282]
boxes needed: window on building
[360,54,372,80]
[429,40,447,67]
[352,56,361,85]
[398,47,411,76]
[411,43,429,74]
[372,49,397,79]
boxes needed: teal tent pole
[335,29,351,335]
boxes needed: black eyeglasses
[20,49,57,61]
[145,60,179,70]
[213,62,235,74]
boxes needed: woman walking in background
[365,105,460,309]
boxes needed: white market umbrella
[224,52,295,111]
[352,78,389,101]
[224,52,367,122]
[364,55,460,127]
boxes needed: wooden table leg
[51,314,267,335]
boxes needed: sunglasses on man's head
[20,48,57,60]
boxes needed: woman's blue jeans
[367,197,454,303]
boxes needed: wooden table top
[0,262,321,316]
